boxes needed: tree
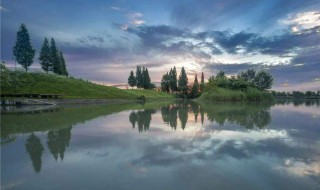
[128,70,136,88]
[178,67,188,94]
[59,51,68,76]
[143,67,151,89]
[50,38,61,74]
[39,38,52,73]
[216,70,225,78]
[191,74,200,98]
[161,73,170,92]
[253,70,273,90]
[238,69,256,85]
[13,24,35,71]
[200,72,205,92]
[169,66,178,92]
[136,66,143,89]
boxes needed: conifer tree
[128,70,136,88]
[136,66,142,89]
[50,38,61,74]
[178,67,188,94]
[13,24,35,71]
[39,38,52,73]
[200,72,205,92]
[191,74,200,98]
[143,68,151,89]
[169,66,178,92]
[59,51,68,76]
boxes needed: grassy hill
[0,68,173,99]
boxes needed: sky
[1,0,320,91]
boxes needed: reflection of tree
[47,126,72,161]
[178,103,188,130]
[25,133,44,173]
[161,105,178,130]
[190,102,199,122]
[129,109,156,132]
[203,103,271,129]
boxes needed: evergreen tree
[200,72,205,92]
[59,51,68,76]
[128,70,136,88]
[178,67,188,94]
[13,24,35,71]
[136,66,142,89]
[50,38,61,74]
[169,66,178,92]
[161,73,170,92]
[143,67,151,89]
[39,38,52,73]
[191,74,199,98]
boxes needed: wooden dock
[0,93,64,99]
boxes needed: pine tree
[169,66,178,92]
[128,70,136,88]
[200,72,205,92]
[136,66,142,89]
[143,68,151,89]
[191,74,200,98]
[178,67,188,94]
[59,51,68,76]
[13,24,35,71]
[39,38,52,73]
[50,38,61,74]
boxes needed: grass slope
[0,71,172,99]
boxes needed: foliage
[161,73,170,92]
[178,67,188,94]
[59,51,68,76]
[136,65,143,88]
[253,70,273,90]
[128,70,136,88]
[39,38,52,73]
[200,72,205,92]
[169,66,178,92]
[50,38,62,75]
[13,24,35,71]
[134,65,152,89]
[190,74,200,98]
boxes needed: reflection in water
[47,126,72,161]
[145,101,272,130]
[129,109,156,132]
[25,133,44,173]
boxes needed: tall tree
[161,73,170,92]
[136,66,143,89]
[178,67,188,94]
[128,70,136,88]
[200,72,205,92]
[191,74,199,98]
[13,24,35,71]
[143,67,151,89]
[169,66,178,92]
[39,38,52,73]
[59,51,68,76]
[50,38,61,74]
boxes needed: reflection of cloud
[278,158,320,177]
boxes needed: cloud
[127,12,145,26]
[281,11,320,32]
[0,6,10,12]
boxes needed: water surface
[1,100,320,190]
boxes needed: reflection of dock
[1,93,64,99]
[1,105,59,114]
[1,99,56,106]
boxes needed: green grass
[198,87,274,102]
[125,89,174,99]
[0,71,173,99]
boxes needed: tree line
[128,65,155,89]
[13,24,68,76]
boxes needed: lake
[1,100,320,190]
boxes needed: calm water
[1,100,320,190]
